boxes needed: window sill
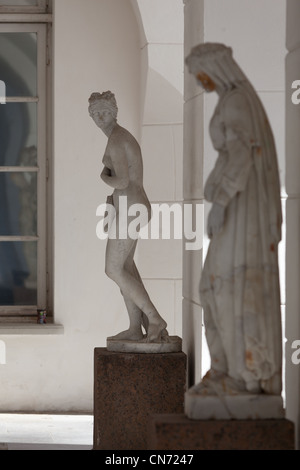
[0,323,64,335]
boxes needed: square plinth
[185,391,285,420]
[94,348,187,450]
[148,414,295,450]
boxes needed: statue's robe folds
[200,88,282,394]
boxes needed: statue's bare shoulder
[109,125,140,154]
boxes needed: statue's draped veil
[185,43,282,239]
[186,43,282,394]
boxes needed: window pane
[0,172,37,236]
[0,241,37,306]
[0,1,37,6]
[0,103,37,166]
[0,33,37,97]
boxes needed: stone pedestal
[185,390,285,420]
[93,348,186,450]
[107,336,182,353]
[148,414,295,450]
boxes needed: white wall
[0,0,143,413]
[133,0,184,339]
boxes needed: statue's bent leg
[108,240,145,340]
[107,297,144,341]
[124,242,149,334]
[105,237,167,342]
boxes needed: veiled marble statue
[185,43,283,419]
[89,91,180,353]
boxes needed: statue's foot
[161,328,169,342]
[144,319,169,343]
[245,379,261,394]
[107,328,144,342]
[193,369,247,396]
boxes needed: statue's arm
[207,92,254,238]
[204,154,227,202]
[213,91,254,208]
[101,144,129,190]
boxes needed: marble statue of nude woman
[88,91,169,346]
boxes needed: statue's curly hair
[88,91,118,118]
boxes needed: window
[0,0,52,322]
[0,1,49,14]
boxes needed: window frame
[0,12,52,321]
[0,1,50,14]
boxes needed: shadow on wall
[143,68,183,124]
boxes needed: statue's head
[89,91,118,119]
[185,43,242,92]
[88,91,118,131]
[89,91,118,118]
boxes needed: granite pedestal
[148,414,295,450]
[94,348,186,450]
